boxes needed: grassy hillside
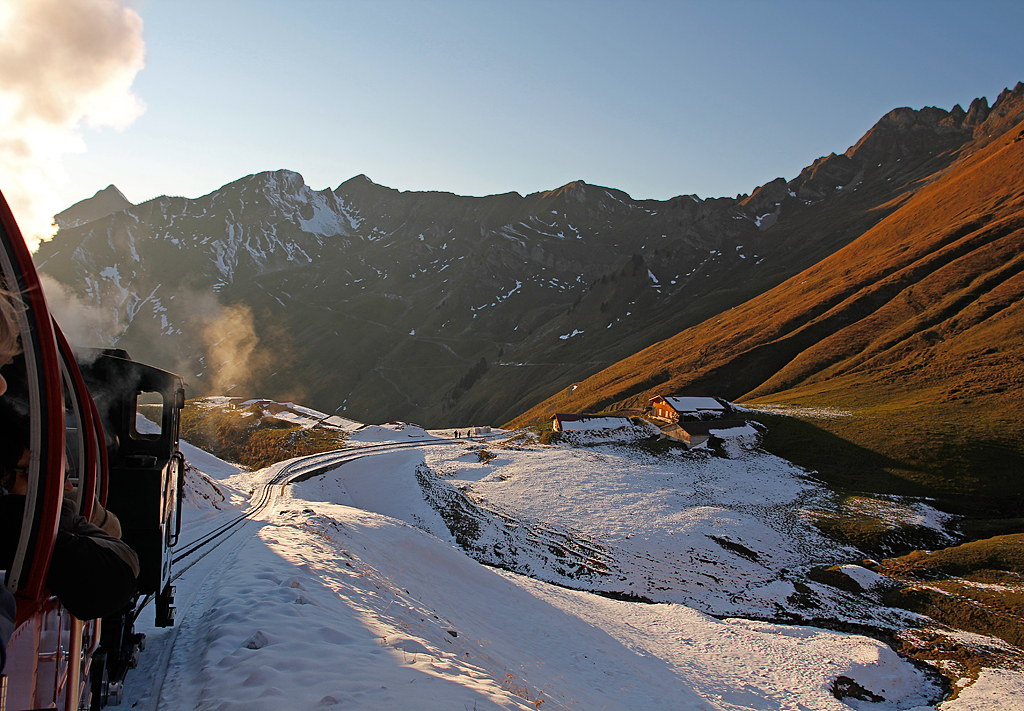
[181,400,346,470]
[506,120,1024,520]
[876,534,1024,657]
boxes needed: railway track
[133,431,516,711]
[169,436,487,578]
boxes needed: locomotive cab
[76,350,186,701]
[77,349,185,609]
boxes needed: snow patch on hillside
[119,425,1023,710]
[297,191,352,236]
[743,403,856,419]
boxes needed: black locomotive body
[78,350,186,704]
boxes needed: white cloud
[0,0,145,250]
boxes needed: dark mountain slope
[507,98,1024,518]
[35,84,1024,429]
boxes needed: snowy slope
[412,434,947,623]
[122,427,1024,710]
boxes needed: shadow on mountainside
[748,410,1024,544]
[746,411,921,493]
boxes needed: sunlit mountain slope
[508,99,1024,520]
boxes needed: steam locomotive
[1,188,185,710]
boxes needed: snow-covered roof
[707,423,758,438]
[322,415,366,431]
[657,396,725,413]
[204,396,361,431]
[553,413,631,431]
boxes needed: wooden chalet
[649,395,727,422]
[660,420,750,448]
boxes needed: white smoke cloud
[0,0,145,250]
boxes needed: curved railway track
[134,431,516,710]
[152,434,503,592]
[170,434,505,577]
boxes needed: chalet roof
[653,396,726,413]
[553,413,632,431]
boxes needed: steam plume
[203,303,264,395]
[0,0,145,250]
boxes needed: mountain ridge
[508,102,1024,519]
[36,84,1024,434]
[54,183,133,230]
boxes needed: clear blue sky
[60,0,1024,208]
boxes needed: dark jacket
[0,495,139,620]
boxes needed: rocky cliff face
[34,85,1024,427]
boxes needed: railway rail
[131,430,514,711]
[137,431,514,623]
[169,437,481,573]
[184,437,499,576]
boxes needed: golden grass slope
[507,120,1024,516]
[180,400,346,470]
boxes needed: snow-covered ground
[190,396,365,432]
[123,424,1024,710]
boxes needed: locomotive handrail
[169,450,186,547]
[90,392,109,506]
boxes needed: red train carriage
[0,189,185,710]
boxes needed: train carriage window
[63,411,90,516]
[133,391,164,440]
[64,427,81,493]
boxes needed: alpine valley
[34,82,1024,704]
[39,83,1024,432]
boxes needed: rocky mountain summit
[53,184,133,230]
[35,83,1024,428]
